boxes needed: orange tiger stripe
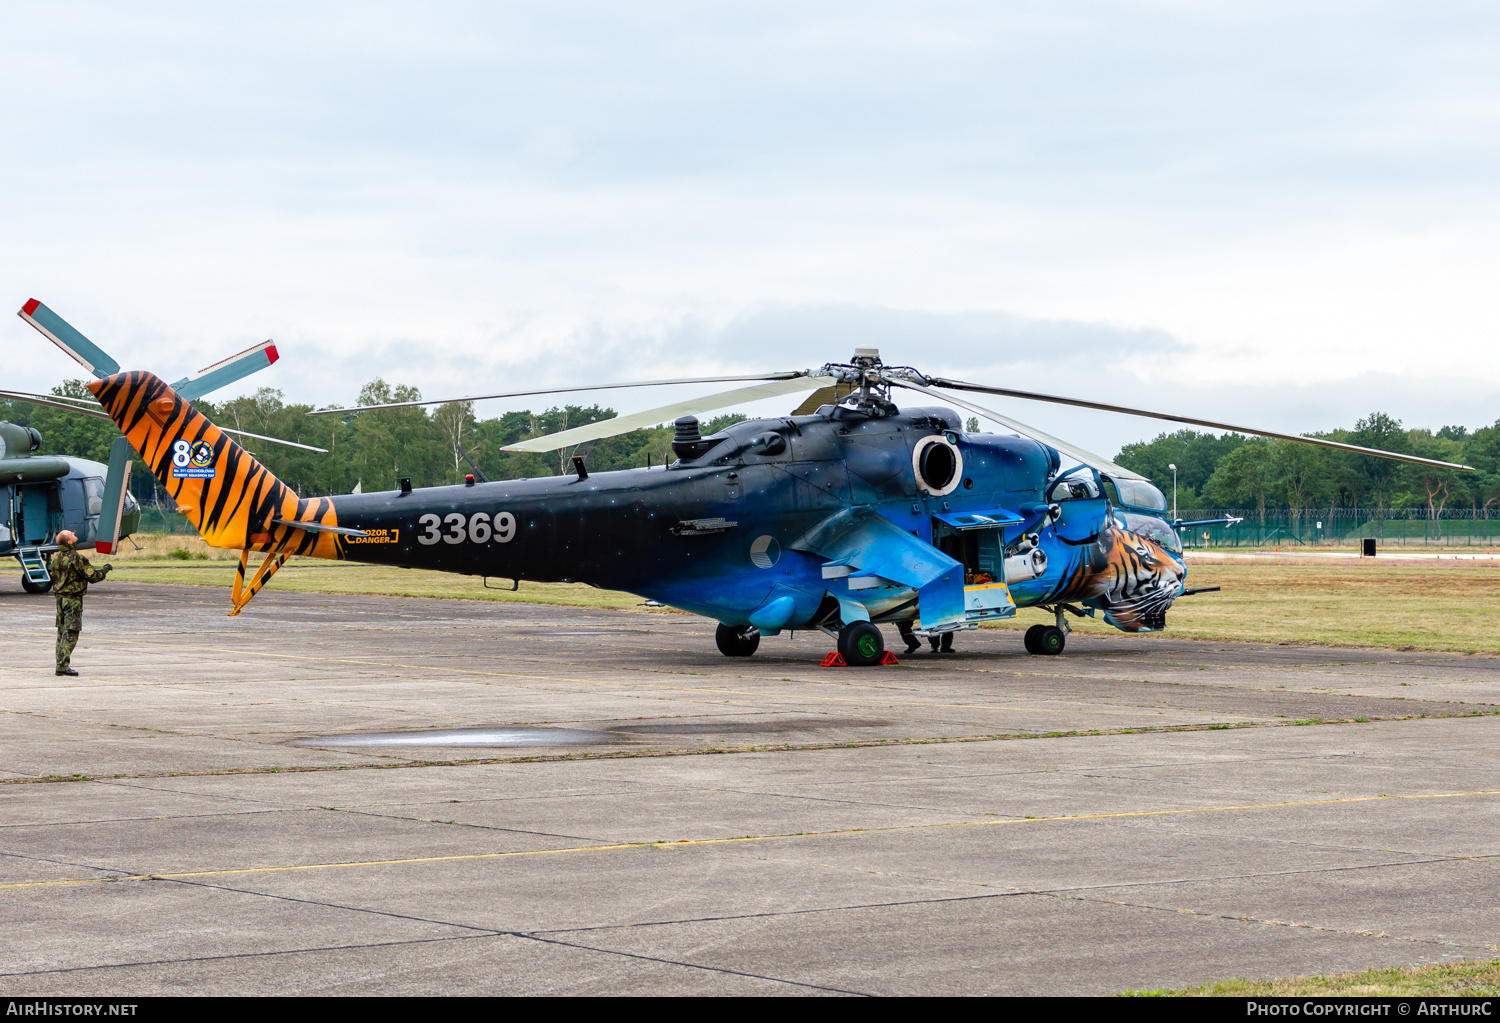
[87,371,342,561]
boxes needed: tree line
[1115,413,1500,521]
[6,382,1497,522]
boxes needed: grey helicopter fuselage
[1,421,142,591]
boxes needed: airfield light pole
[1168,464,1178,521]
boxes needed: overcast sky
[4,2,1498,454]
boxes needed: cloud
[3,2,1499,457]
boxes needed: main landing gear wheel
[21,576,52,594]
[1023,624,1046,654]
[715,623,760,657]
[1030,625,1066,656]
[838,621,885,667]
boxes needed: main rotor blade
[503,376,834,453]
[889,380,1148,481]
[307,371,812,417]
[0,389,326,451]
[0,389,114,420]
[926,376,1474,472]
[219,428,328,453]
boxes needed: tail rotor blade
[94,437,136,555]
[17,300,120,378]
[172,340,280,401]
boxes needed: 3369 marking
[417,511,516,545]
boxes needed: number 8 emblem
[171,439,191,467]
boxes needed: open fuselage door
[930,508,1029,623]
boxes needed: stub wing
[791,507,967,628]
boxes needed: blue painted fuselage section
[322,405,1182,631]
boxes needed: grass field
[21,535,1500,652]
[1126,959,1500,996]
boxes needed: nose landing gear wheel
[837,621,885,667]
[715,624,761,657]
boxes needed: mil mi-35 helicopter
[78,346,1471,664]
[3,300,323,591]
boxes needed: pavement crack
[0,933,495,981]
[509,933,873,995]
[1043,889,1499,954]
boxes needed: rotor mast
[822,348,907,414]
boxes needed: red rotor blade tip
[21,298,39,316]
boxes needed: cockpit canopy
[1047,466,1180,553]
[1117,511,1182,553]
[1107,476,1169,513]
[1046,469,1101,503]
[1047,467,1170,514]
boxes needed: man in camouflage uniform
[49,530,111,677]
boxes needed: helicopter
[77,347,1472,663]
[3,300,323,592]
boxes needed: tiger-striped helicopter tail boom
[86,371,350,613]
[5,299,325,594]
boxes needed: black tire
[715,623,760,657]
[1037,625,1066,655]
[21,576,52,594]
[1024,624,1045,654]
[838,621,885,667]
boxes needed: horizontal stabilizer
[269,518,368,537]
[172,340,280,401]
[17,300,120,378]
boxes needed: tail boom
[87,370,342,561]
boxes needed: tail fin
[93,437,135,555]
[87,370,340,558]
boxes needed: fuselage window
[83,478,105,517]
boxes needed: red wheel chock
[819,651,901,667]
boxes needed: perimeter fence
[1176,508,1500,548]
